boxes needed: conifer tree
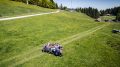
[116,13,120,21]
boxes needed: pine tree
[49,0,56,9]
[75,7,100,19]
[116,13,120,21]
[60,4,63,10]
[55,3,58,9]
[50,0,54,3]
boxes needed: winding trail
[2,23,109,67]
[0,10,60,21]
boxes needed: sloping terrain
[0,0,55,18]
[19,23,120,67]
[0,3,120,66]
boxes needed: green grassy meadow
[0,11,120,67]
[0,1,120,67]
[20,23,120,67]
[101,16,116,20]
[0,0,55,18]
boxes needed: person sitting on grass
[50,44,56,53]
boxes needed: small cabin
[95,18,102,22]
[106,14,111,16]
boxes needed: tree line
[100,6,120,16]
[59,4,67,10]
[75,7,100,19]
[100,6,120,21]
[11,0,58,9]
[75,6,120,21]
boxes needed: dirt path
[6,23,110,67]
[0,10,60,21]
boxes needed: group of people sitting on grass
[42,42,63,56]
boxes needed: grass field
[0,10,120,67]
[0,0,55,18]
[101,16,116,20]
[19,23,120,67]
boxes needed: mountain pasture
[0,11,120,67]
